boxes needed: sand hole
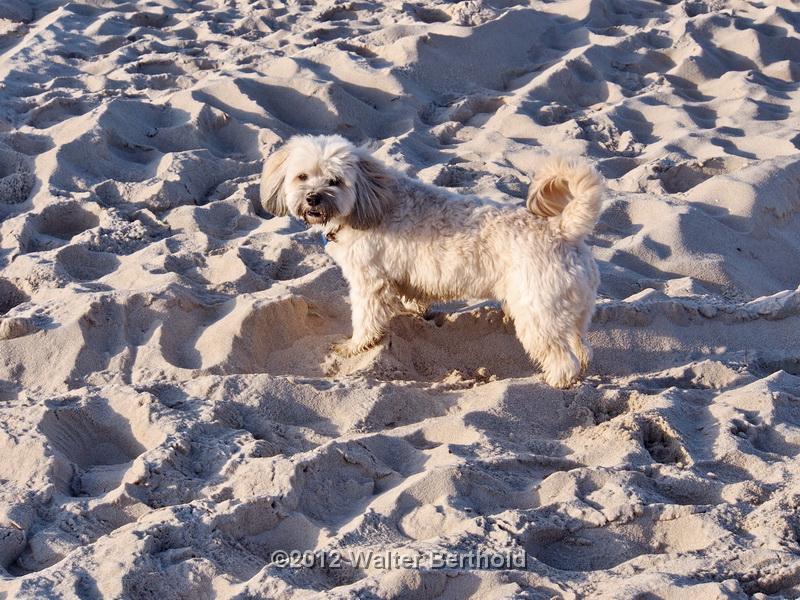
[413,6,450,23]
[215,497,320,562]
[36,202,99,240]
[641,418,690,465]
[657,157,746,193]
[134,60,185,76]
[432,165,479,188]
[28,98,93,129]
[337,42,378,59]
[528,513,716,571]
[320,6,356,21]
[127,11,169,27]
[4,132,52,155]
[40,407,145,470]
[448,96,504,124]
[751,356,800,378]
[730,414,800,458]
[0,279,29,315]
[294,443,400,526]
[57,245,119,280]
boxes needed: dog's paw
[330,339,358,357]
[542,369,580,389]
[546,377,576,389]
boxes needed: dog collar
[321,228,338,246]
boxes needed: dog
[260,134,604,387]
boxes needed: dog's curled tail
[526,156,605,243]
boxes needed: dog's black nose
[307,192,322,207]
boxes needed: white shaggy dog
[260,135,604,387]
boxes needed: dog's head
[260,135,392,230]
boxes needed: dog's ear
[350,153,392,229]
[260,144,290,217]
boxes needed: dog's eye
[297,173,308,181]
[327,177,342,186]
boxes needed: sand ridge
[0,0,799,597]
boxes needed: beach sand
[1,0,799,597]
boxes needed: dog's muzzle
[303,190,334,224]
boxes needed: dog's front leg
[334,278,394,357]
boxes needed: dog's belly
[389,258,497,303]
[379,232,512,302]
[390,277,460,303]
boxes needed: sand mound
[1,0,800,597]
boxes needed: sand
[0,0,799,597]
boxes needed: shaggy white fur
[261,135,605,387]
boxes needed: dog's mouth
[303,209,327,224]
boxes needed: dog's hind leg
[570,304,594,371]
[569,332,591,372]
[507,299,581,388]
